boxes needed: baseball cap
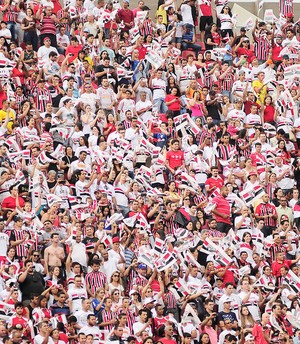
[138,264,147,269]
[143,297,156,305]
[240,27,246,32]
[222,297,231,304]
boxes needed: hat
[250,56,257,63]
[112,237,120,243]
[83,28,90,33]
[143,297,156,305]
[234,97,243,103]
[245,334,255,341]
[138,264,147,269]
[43,37,51,42]
[286,12,293,18]
[282,54,290,60]
[248,171,257,179]
[222,297,231,304]
[129,289,139,296]
[124,0,129,3]
[240,27,246,32]
[38,79,45,83]
[185,23,194,30]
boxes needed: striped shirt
[98,308,116,331]
[33,87,52,112]
[163,291,177,308]
[40,15,57,35]
[254,33,271,61]
[221,72,235,91]
[254,202,277,227]
[9,229,29,258]
[85,271,107,295]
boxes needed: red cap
[112,237,120,243]
[43,37,51,42]
[250,56,257,63]
[286,12,293,18]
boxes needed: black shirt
[18,271,45,301]
[94,64,115,85]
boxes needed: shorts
[200,16,213,31]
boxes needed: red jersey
[271,259,292,277]
[212,195,231,224]
[205,176,224,196]
[2,196,25,210]
[166,149,184,170]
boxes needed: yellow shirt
[0,109,16,134]
[252,79,267,106]
[156,5,167,25]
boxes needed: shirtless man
[44,233,65,276]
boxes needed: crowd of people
[0,0,299,342]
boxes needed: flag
[153,237,165,254]
[294,203,300,218]
[145,50,164,70]
[51,144,65,159]
[105,213,124,227]
[245,17,254,30]
[258,0,264,12]
[117,67,134,81]
[264,9,274,23]
[135,10,147,24]
[46,194,63,207]
[129,26,140,43]
[240,185,265,206]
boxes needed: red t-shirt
[166,149,184,169]
[271,259,292,277]
[165,94,181,111]
[272,44,283,62]
[136,45,147,60]
[2,196,25,209]
[205,176,224,196]
[236,47,254,62]
[65,44,83,62]
[216,264,236,287]
[263,105,276,122]
[117,8,134,30]
[212,195,231,224]
[199,4,212,16]
[252,323,269,344]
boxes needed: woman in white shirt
[218,6,233,38]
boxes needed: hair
[239,305,255,328]
[199,333,211,344]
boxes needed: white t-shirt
[238,291,260,320]
[68,287,88,312]
[133,321,153,340]
[34,335,55,344]
[181,4,194,26]
[151,78,166,100]
[80,325,101,343]
[37,46,59,62]
[0,233,9,256]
